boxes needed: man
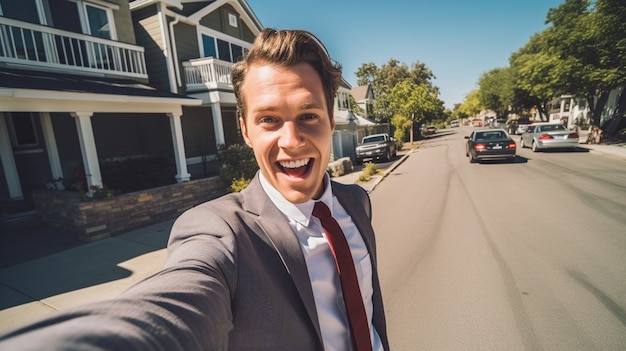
[0,29,389,350]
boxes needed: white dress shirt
[260,173,383,351]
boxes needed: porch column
[40,113,64,182]
[211,102,226,147]
[71,112,103,190]
[167,112,191,182]
[0,113,23,199]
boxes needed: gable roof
[351,85,371,101]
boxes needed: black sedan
[465,129,516,163]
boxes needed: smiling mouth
[278,158,312,178]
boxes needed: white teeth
[279,158,310,168]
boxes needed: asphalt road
[373,127,626,350]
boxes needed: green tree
[594,0,626,135]
[478,67,514,117]
[457,89,483,119]
[387,79,439,143]
[355,58,436,123]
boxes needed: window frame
[6,112,40,149]
[198,28,251,63]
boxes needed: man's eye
[301,114,318,121]
[259,117,277,124]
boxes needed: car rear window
[475,131,506,140]
[539,124,566,132]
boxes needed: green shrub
[218,144,259,191]
[358,162,379,182]
[362,162,379,177]
[230,177,252,192]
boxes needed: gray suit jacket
[0,175,389,351]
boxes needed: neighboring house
[332,79,387,161]
[541,87,624,131]
[130,0,263,178]
[0,0,202,216]
[351,84,375,120]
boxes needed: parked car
[450,120,460,128]
[471,119,483,127]
[516,119,532,134]
[490,119,507,129]
[465,129,516,163]
[424,126,437,135]
[519,123,580,152]
[355,133,396,164]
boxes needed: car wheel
[384,150,390,161]
[532,140,539,152]
[469,152,476,163]
[519,139,525,148]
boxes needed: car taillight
[509,142,516,148]
[539,134,553,140]
[568,133,579,139]
[474,143,486,151]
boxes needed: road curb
[367,148,415,193]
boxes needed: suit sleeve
[0,205,238,351]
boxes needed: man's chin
[275,179,322,203]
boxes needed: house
[332,80,387,161]
[1,0,390,238]
[351,84,375,120]
[129,0,263,178]
[0,0,206,217]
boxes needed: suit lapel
[242,176,323,343]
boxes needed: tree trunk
[409,119,414,144]
[602,87,626,138]
[591,90,610,127]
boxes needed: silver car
[519,123,580,152]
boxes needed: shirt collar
[259,172,333,227]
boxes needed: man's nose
[278,121,304,149]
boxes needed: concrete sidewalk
[0,139,623,333]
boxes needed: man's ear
[240,117,252,148]
[330,113,336,132]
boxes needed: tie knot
[312,201,332,219]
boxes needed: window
[6,112,39,147]
[201,34,248,63]
[336,92,350,110]
[202,35,217,57]
[228,12,238,28]
[217,39,231,62]
[84,3,111,39]
[0,0,40,23]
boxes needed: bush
[218,144,259,191]
[358,162,379,182]
[230,177,252,192]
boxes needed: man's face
[240,63,335,204]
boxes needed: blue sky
[245,0,564,110]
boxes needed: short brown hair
[232,28,342,121]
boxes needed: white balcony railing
[0,16,147,79]
[183,57,233,91]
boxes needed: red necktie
[312,201,373,351]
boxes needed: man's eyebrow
[251,103,324,112]
[299,102,324,110]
